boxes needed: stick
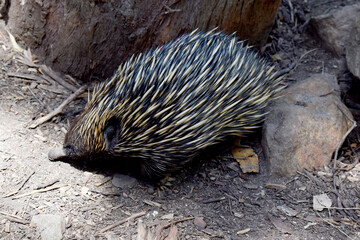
[3,170,35,198]
[29,85,86,128]
[7,72,50,84]
[40,65,78,92]
[0,211,23,220]
[332,107,357,190]
[95,211,146,236]
[163,217,194,229]
[202,197,226,204]
[34,178,60,190]
[315,211,355,240]
[17,170,35,192]
[28,87,52,112]
[4,216,29,225]
[12,184,68,199]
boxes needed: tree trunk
[7,0,281,82]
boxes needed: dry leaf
[6,30,24,53]
[232,147,259,173]
[164,225,178,240]
[313,193,332,211]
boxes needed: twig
[40,65,78,92]
[17,170,35,192]
[0,211,23,220]
[3,170,35,198]
[29,85,86,128]
[292,48,318,72]
[95,178,111,187]
[315,211,355,240]
[284,0,294,23]
[28,87,52,112]
[12,184,68,199]
[163,4,182,14]
[303,170,324,187]
[34,178,60,190]
[90,189,121,197]
[327,207,360,210]
[331,106,357,220]
[332,107,357,189]
[202,197,226,204]
[7,72,50,84]
[4,216,29,225]
[95,211,146,236]
[163,217,194,229]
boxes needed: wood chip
[237,228,251,235]
[164,225,178,240]
[143,199,162,207]
[265,183,287,190]
[137,220,147,240]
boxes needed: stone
[31,214,65,240]
[262,74,354,176]
[345,20,360,79]
[310,3,360,56]
[194,216,206,230]
[111,173,138,189]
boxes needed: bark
[7,0,281,82]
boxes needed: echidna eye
[103,117,121,151]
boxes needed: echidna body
[53,30,283,178]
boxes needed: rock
[194,216,206,230]
[262,74,354,176]
[310,3,360,57]
[30,214,65,240]
[345,20,360,79]
[111,173,138,189]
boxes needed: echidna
[49,29,284,179]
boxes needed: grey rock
[31,214,65,240]
[262,74,354,176]
[310,3,360,56]
[194,216,206,230]
[112,173,138,188]
[346,19,360,79]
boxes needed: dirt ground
[1,0,360,239]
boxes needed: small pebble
[194,216,206,230]
[111,173,137,188]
